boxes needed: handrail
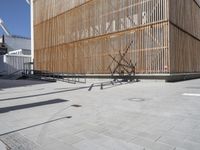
[0,71,6,74]
[7,70,23,76]
[23,69,86,84]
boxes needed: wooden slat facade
[33,0,200,75]
[169,0,200,73]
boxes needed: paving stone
[103,128,135,142]
[174,147,187,150]
[76,130,107,140]
[135,131,162,142]
[88,124,108,133]
[132,137,174,150]
[185,134,200,144]
[57,134,84,145]
[158,136,185,148]
[41,141,78,150]
[181,140,200,150]
[0,132,39,150]
[163,130,188,140]
[73,140,108,150]
[0,140,7,150]
[159,136,200,150]
[37,136,78,150]
[97,138,145,150]
[1,79,200,149]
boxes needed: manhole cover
[71,104,82,107]
[127,98,145,102]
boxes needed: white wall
[0,55,5,74]
[0,54,31,75]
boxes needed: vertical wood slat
[34,0,170,74]
[169,0,200,74]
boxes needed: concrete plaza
[0,78,200,150]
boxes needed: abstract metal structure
[108,40,136,76]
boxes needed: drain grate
[71,104,82,107]
[127,98,145,102]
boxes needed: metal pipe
[0,18,11,36]
[26,0,30,5]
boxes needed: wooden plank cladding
[34,0,200,75]
[34,0,169,50]
[170,24,200,73]
[34,0,170,74]
[35,22,169,74]
[33,0,92,25]
[169,0,200,74]
[169,0,200,40]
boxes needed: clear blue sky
[0,0,30,38]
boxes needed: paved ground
[0,140,7,150]
[0,78,200,150]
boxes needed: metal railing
[23,69,86,84]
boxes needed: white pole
[26,0,34,72]
[30,0,34,64]
[26,0,34,64]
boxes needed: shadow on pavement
[0,99,69,113]
[0,86,89,101]
[0,116,71,136]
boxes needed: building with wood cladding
[33,0,200,77]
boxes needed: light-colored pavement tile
[73,140,108,150]
[158,135,200,150]
[132,137,174,150]
[56,134,84,145]
[0,140,7,150]
[1,79,200,149]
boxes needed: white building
[0,35,31,75]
